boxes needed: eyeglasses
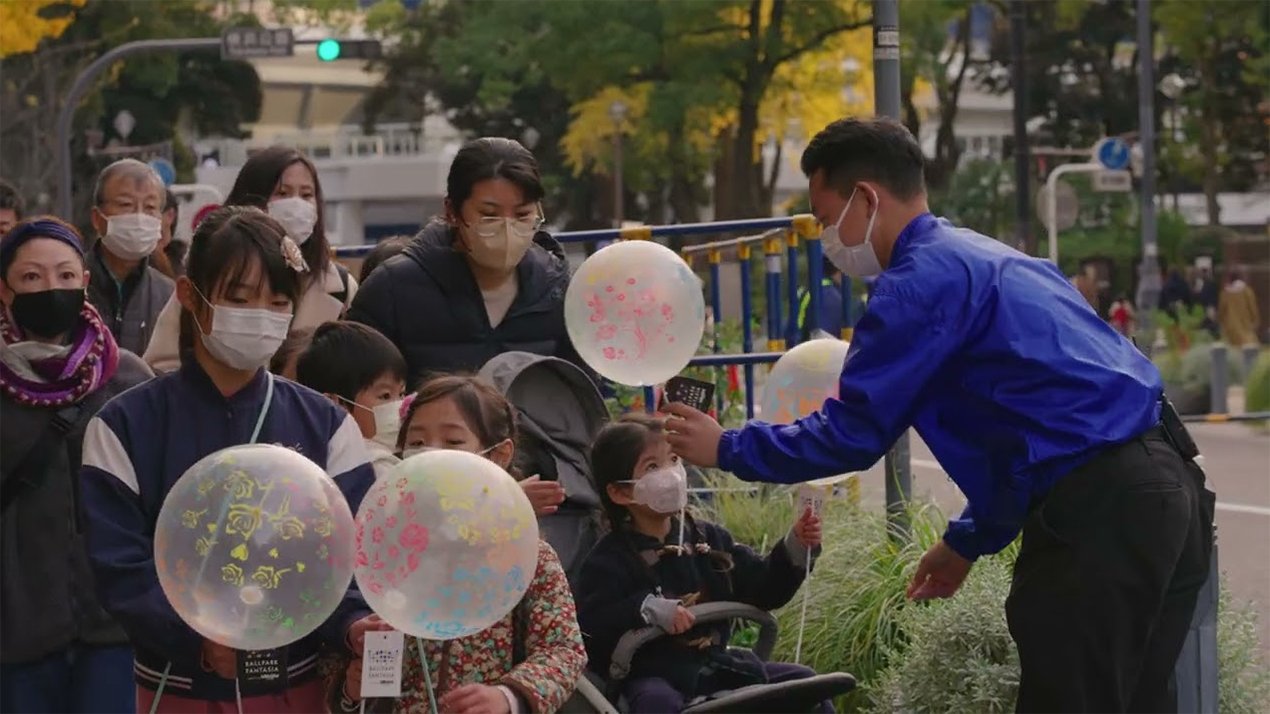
[468,205,546,239]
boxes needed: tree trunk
[723,90,768,220]
[666,121,702,228]
[924,12,972,192]
[1198,46,1222,226]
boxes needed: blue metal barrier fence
[333,215,911,524]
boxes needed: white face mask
[268,197,318,245]
[194,297,292,371]
[103,213,162,261]
[341,397,405,449]
[821,188,881,278]
[630,462,688,515]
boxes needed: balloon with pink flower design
[353,449,539,640]
[563,240,706,386]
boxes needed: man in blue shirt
[665,117,1214,713]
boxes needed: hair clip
[280,236,310,273]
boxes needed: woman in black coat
[348,138,586,386]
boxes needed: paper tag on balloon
[361,630,405,698]
[795,483,830,516]
[237,647,288,696]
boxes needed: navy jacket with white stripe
[78,356,376,701]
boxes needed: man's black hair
[295,321,407,403]
[0,180,24,218]
[800,117,926,201]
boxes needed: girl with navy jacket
[78,206,379,712]
[576,414,830,714]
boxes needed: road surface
[852,423,1270,659]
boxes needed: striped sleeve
[317,413,376,650]
[79,415,203,664]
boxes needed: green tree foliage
[1155,0,1269,225]
[362,0,598,228]
[899,0,991,192]
[366,0,872,224]
[0,0,262,221]
[981,0,1143,148]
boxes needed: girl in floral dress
[330,375,586,714]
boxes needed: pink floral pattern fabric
[323,540,586,714]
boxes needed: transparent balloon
[564,240,706,386]
[154,444,356,651]
[759,338,852,424]
[354,450,539,641]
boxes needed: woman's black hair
[224,145,330,282]
[589,413,734,576]
[178,205,303,352]
[359,235,412,284]
[269,326,315,376]
[445,137,544,221]
[398,374,519,464]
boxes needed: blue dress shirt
[719,213,1162,560]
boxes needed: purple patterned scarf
[0,300,120,408]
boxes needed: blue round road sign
[149,158,176,187]
[1094,138,1131,171]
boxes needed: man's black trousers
[1006,428,1215,713]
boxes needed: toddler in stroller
[482,353,855,714]
[575,414,853,714]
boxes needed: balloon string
[794,551,812,665]
[148,662,171,714]
[416,637,439,714]
[234,675,244,714]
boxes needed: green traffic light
[316,39,341,62]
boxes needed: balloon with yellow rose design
[154,443,356,651]
[354,449,539,640]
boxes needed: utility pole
[873,0,912,539]
[1010,0,1032,254]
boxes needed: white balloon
[759,338,851,425]
[564,240,706,386]
[154,444,357,651]
[354,450,539,641]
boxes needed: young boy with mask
[295,321,408,481]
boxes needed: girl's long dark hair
[225,145,330,282]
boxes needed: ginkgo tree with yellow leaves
[551,0,877,220]
[559,15,880,221]
[0,0,87,58]
[410,0,878,221]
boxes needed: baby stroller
[564,602,857,714]
[478,351,609,586]
[481,352,857,713]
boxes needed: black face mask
[9,289,85,339]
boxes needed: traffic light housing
[314,39,382,62]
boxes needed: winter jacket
[347,223,585,387]
[78,357,376,701]
[0,350,153,664]
[86,245,174,356]
[576,518,811,696]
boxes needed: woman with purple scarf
[0,216,153,714]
